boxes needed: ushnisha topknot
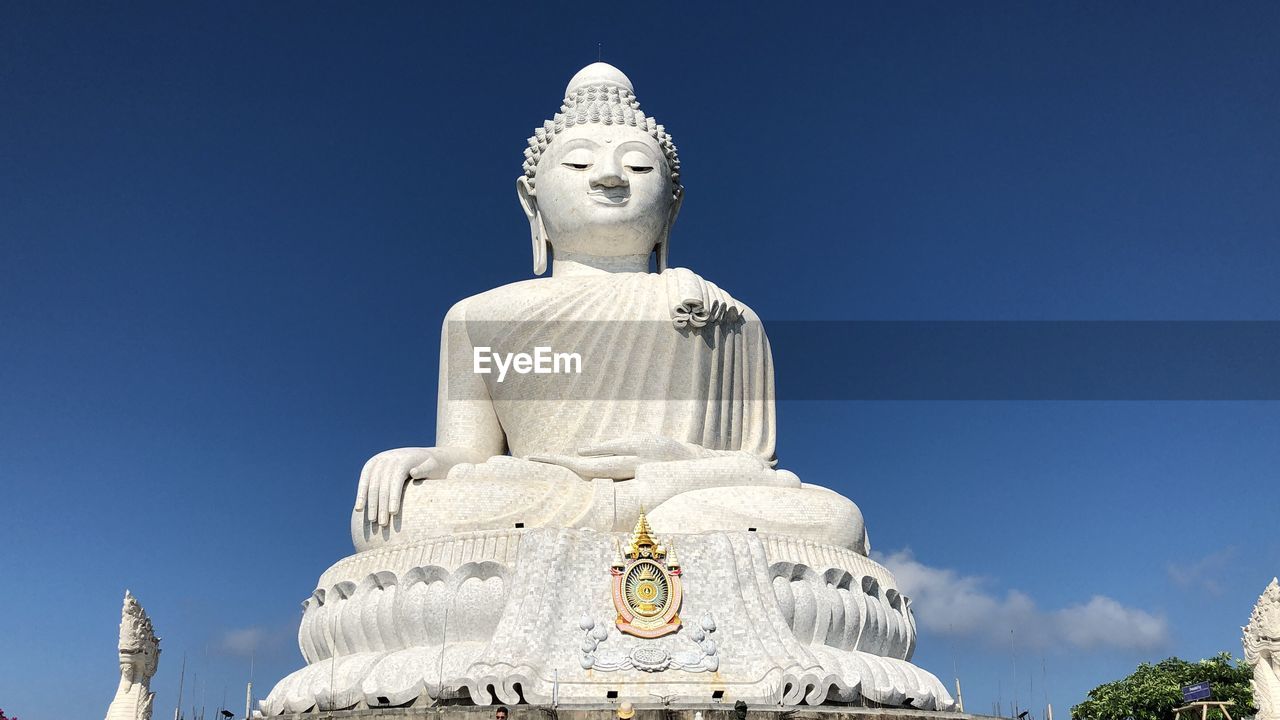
[523,63,682,197]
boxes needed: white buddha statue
[261,63,958,715]
[351,63,864,554]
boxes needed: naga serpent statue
[1245,578,1280,720]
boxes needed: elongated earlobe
[656,189,684,272]
[533,213,548,275]
[516,176,549,276]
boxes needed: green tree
[1072,654,1255,720]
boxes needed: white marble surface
[261,528,952,714]
[1245,577,1280,720]
[106,591,160,720]
[348,62,848,551]
[261,62,954,713]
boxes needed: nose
[590,153,628,189]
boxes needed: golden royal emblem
[611,512,682,638]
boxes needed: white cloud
[1166,547,1236,596]
[878,549,1170,652]
[219,626,267,656]
[1054,596,1169,650]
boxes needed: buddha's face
[532,123,677,259]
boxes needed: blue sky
[2,2,1279,719]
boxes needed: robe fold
[441,268,776,463]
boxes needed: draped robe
[353,268,865,554]
[440,267,775,462]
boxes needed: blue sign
[1182,682,1211,703]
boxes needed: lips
[587,188,630,205]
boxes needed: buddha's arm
[737,316,778,465]
[355,299,506,527]
[434,299,506,457]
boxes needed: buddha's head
[519,63,683,275]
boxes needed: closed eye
[626,165,654,173]
[562,162,590,170]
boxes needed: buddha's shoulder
[441,270,760,322]
[663,266,761,321]
[442,279,547,322]
[443,276,632,321]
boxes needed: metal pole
[174,654,187,720]
[437,603,451,702]
[1011,629,1018,719]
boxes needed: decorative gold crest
[611,512,682,638]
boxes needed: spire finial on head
[564,62,633,97]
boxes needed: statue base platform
[261,528,957,715]
[264,706,990,720]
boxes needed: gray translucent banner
[443,320,1280,400]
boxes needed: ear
[516,176,548,276]
[655,187,683,273]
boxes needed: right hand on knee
[354,446,481,528]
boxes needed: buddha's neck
[552,251,650,277]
